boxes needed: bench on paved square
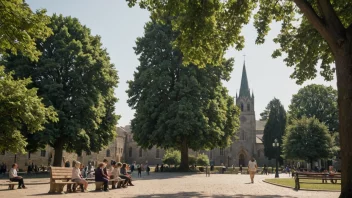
[294,172,341,190]
[49,167,83,194]
[94,178,125,191]
[0,181,17,190]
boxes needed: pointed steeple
[239,61,250,97]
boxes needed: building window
[257,150,261,157]
[106,149,111,157]
[220,148,224,156]
[240,130,246,140]
[209,150,213,159]
[156,149,160,158]
[139,148,143,157]
[240,103,244,111]
[129,147,132,157]
[247,103,250,111]
[40,150,46,157]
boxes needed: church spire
[239,60,250,97]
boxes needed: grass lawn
[265,178,341,191]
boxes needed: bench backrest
[50,167,72,180]
[296,172,341,178]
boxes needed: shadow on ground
[126,191,299,198]
[129,172,197,181]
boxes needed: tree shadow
[129,192,299,198]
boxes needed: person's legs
[103,178,109,191]
[10,177,23,188]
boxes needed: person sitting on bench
[111,162,126,189]
[9,163,26,189]
[71,161,88,192]
[95,162,109,192]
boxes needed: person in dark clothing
[103,159,109,176]
[131,162,135,173]
[160,164,164,172]
[155,164,159,172]
[120,163,134,186]
[137,164,142,177]
[95,163,109,192]
[146,165,150,175]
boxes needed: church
[0,62,273,169]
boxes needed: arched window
[129,147,132,157]
[106,149,111,157]
[156,149,160,158]
[240,103,244,111]
[240,131,246,140]
[139,148,143,157]
[247,103,250,111]
[257,150,261,157]
[220,148,224,156]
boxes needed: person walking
[146,165,150,175]
[137,164,142,177]
[248,157,258,184]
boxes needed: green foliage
[263,98,286,161]
[188,155,197,166]
[3,14,119,157]
[162,149,181,166]
[289,84,338,133]
[0,0,52,61]
[196,153,210,166]
[282,117,335,162]
[127,1,351,84]
[127,21,240,166]
[260,102,271,121]
[0,66,57,153]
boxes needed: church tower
[235,61,256,166]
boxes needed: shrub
[188,155,197,166]
[196,153,210,166]
[162,149,181,166]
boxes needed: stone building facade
[0,62,273,170]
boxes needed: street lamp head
[274,138,278,143]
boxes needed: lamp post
[272,138,280,178]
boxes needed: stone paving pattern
[0,172,340,198]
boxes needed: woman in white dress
[248,157,258,183]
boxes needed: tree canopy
[282,117,335,169]
[262,98,287,163]
[127,21,240,169]
[0,0,52,61]
[3,14,119,166]
[0,66,57,153]
[289,84,338,133]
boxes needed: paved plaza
[0,172,340,198]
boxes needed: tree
[289,84,338,133]
[162,150,181,167]
[128,1,352,196]
[3,14,119,166]
[262,98,287,163]
[282,117,335,170]
[127,22,240,170]
[260,102,272,121]
[0,66,57,153]
[0,0,52,61]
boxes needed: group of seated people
[71,159,134,192]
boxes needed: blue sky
[27,0,336,126]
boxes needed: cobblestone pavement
[0,172,340,198]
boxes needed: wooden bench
[294,172,341,190]
[94,178,125,191]
[49,167,82,194]
[0,181,18,190]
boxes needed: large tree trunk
[335,50,352,198]
[179,139,189,171]
[53,140,64,167]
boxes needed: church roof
[256,120,266,131]
[239,61,251,98]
